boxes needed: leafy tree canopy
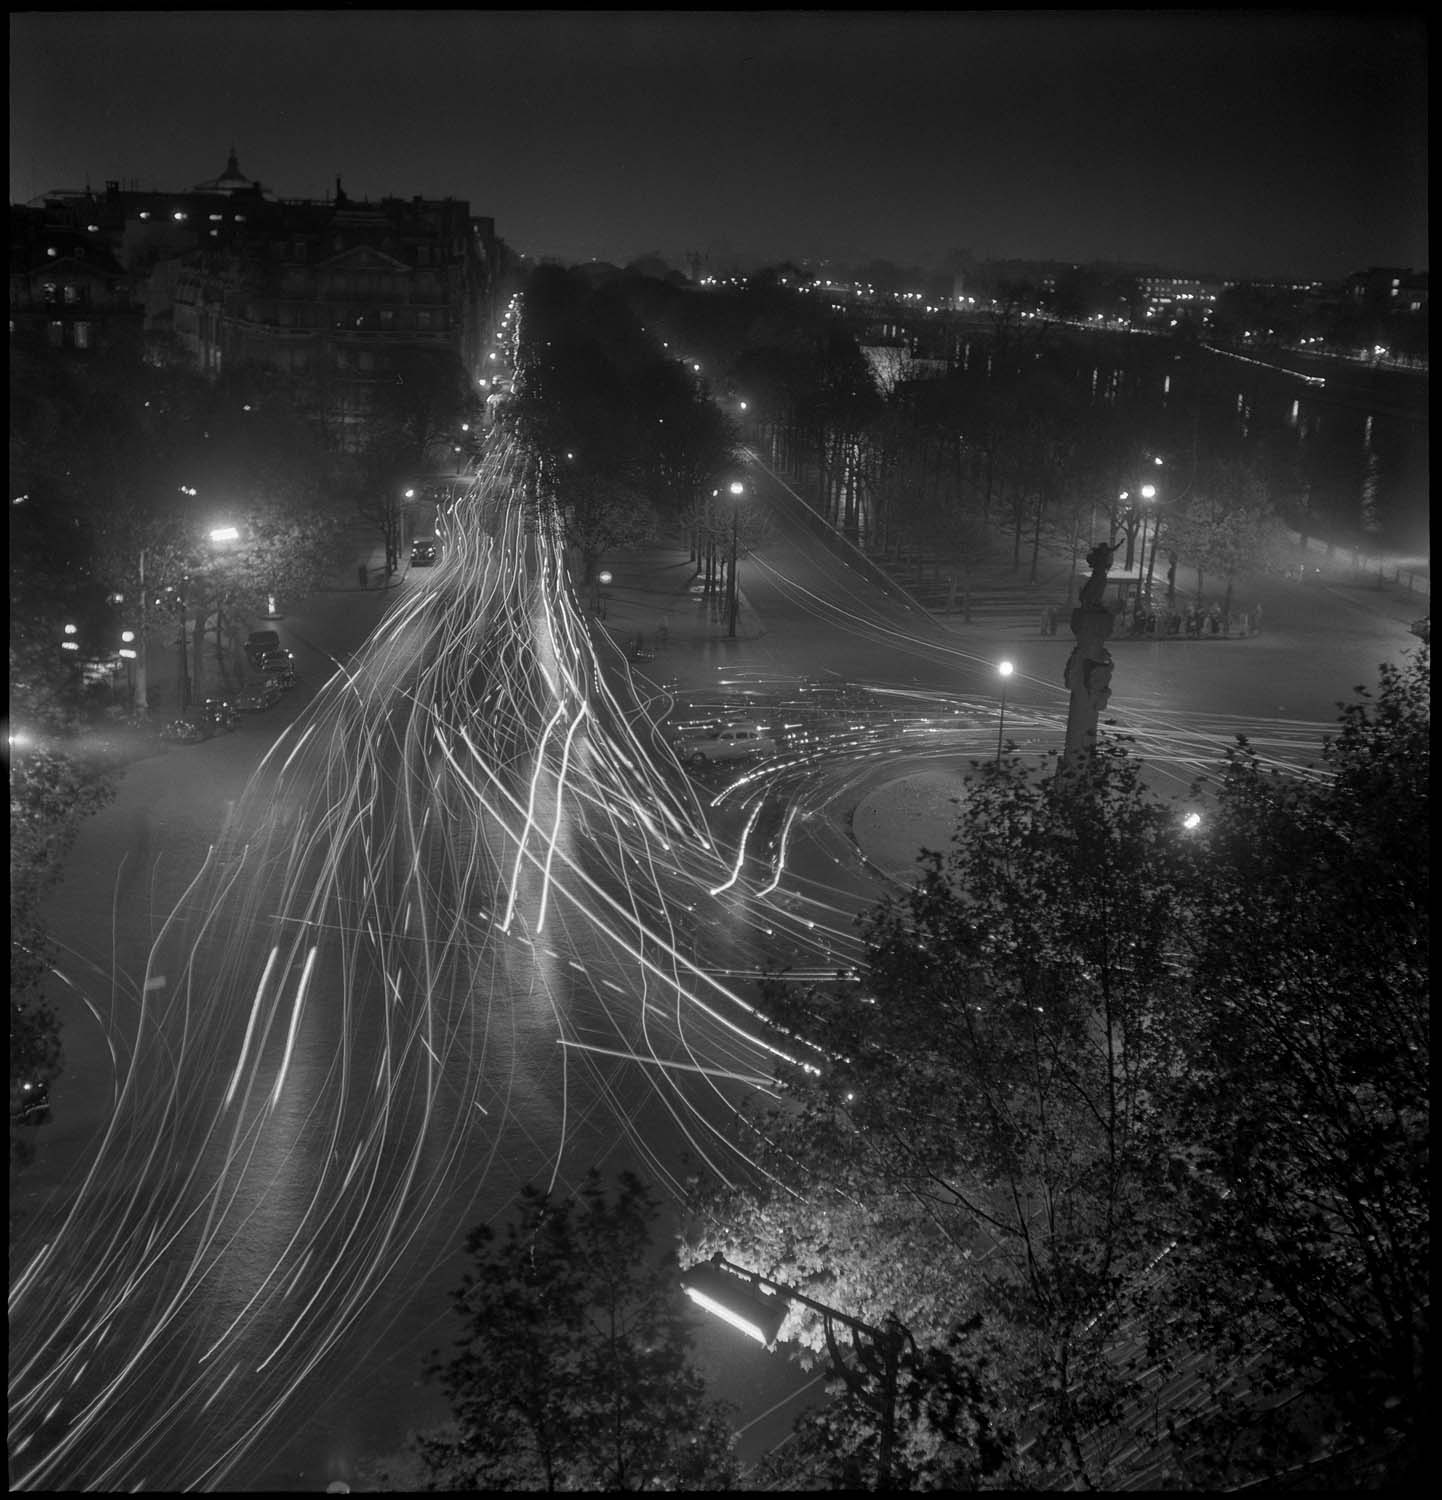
[418,1170,737,1492]
[690,647,1428,1488]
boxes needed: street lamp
[995,659,1014,763]
[174,576,191,710]
[199,523,241,698]
[1142,483,1168,607]
[681,1253,911,1490]
[681,1256,788,1347]
[726,480,745,639]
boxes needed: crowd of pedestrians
[1040,600,1265,639]
[1126,600,1263,638]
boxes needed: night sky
[10,10,1428,281]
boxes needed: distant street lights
[726,480,744,639]
[995,659,1014,763]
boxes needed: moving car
[410,539,438,566]
[682,722,778,767]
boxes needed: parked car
[410,539,438,566]
[237,678,284,711]
[245,629,282,668]
[160,717,212,744]
[257,648,297,686]
[199,696,240,731]
[682,722,778,767]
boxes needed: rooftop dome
[190,147,272,197]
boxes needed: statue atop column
[1077,540,1119,610]
[1060,540,1119,782]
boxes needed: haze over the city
[10,10,1429,281]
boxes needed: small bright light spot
[64,623,78,635]
[121,630,136,642]
[998,660,1014,678]
[209,526,240,543]
[1183,811,1202,830]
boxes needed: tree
[692,655,1429,1488]
[368,348,476,473]
[9,660,117,1171]
[691,746,1204,1489]
[1167,646,1429,1485]
[1167,454,1288,614]
[418,1170,737,1491]
[549,469,657,608]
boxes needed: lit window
[209,213,223,221]
[74,322,91,349]
[139,210,151,220]
[47,246,58,257]
[173,210,187,221]
[64,284,79,304]
[234,214,246,222]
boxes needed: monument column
[1059,541,1119,786]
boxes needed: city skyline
[11,12,1429,285]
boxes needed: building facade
[19,151,501,446]
[9,202,140,355]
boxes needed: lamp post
[207,525,240,694]
[1143,497,1165,606]
[123,548,152,715]
[726,480,744,638]
[119,630,138,710]
[995,659,1014,763]
[681,1253,911,1490]
[1138,457,1163,605]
